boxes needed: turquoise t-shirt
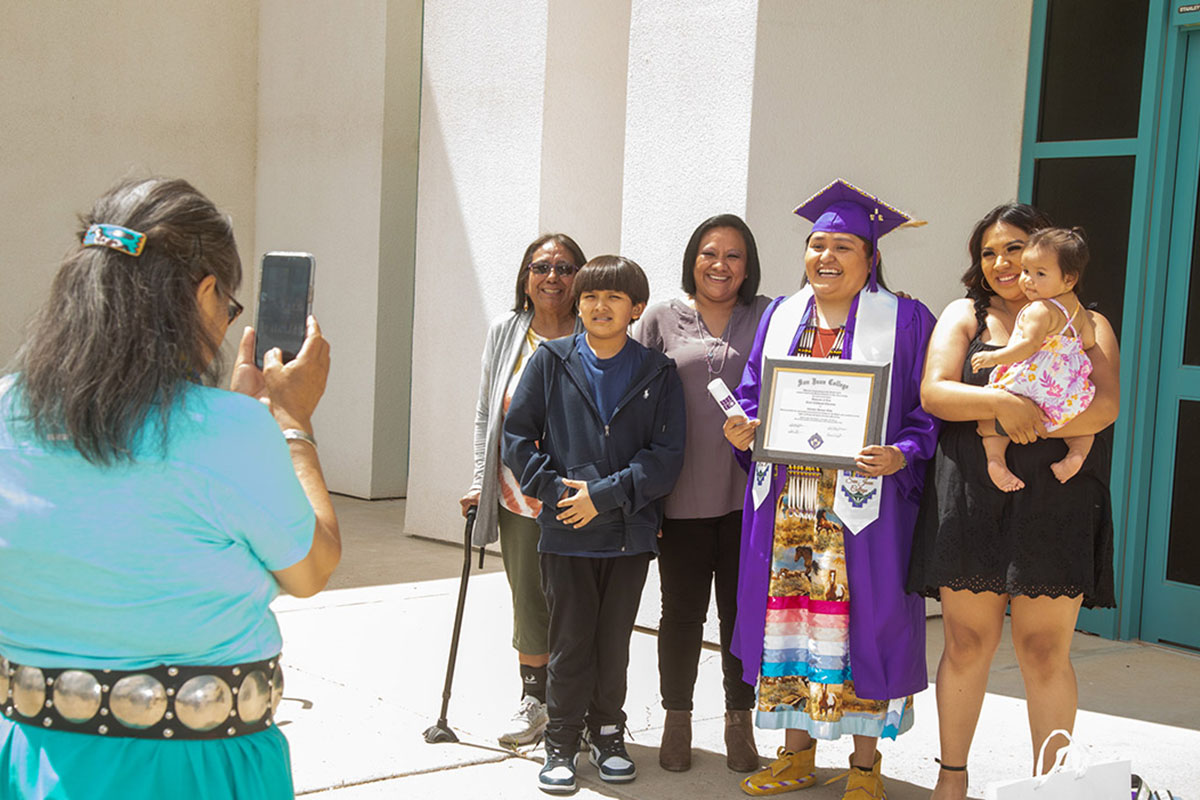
[0,378,314,799]
[0,378,316,669]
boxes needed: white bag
[985,729,1131,800]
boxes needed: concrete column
[538,0,633,257]
[405,0,549,539]
[620,0,760,298]
[256,0,422,498]
[373,0,424,498]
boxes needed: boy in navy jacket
[503,255,685,794]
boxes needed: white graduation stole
[750,287,897,534]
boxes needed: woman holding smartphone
[0,177,338,799]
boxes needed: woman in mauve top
[634,213,772,774]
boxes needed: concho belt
[0,655,282,739]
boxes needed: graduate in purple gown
[722,180,940,799]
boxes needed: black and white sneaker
[538,737,579,794]
[587,724,636,783]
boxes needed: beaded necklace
[781,320,845,512]
[795,321,845,360]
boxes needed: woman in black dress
[907,204,1120,800]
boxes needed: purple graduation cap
[793,179,924,292]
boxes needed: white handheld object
[707,378,747,419]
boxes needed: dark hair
[802,231,890,291]
[11,177,242,464]
[963,203,1055,334]
[1027,227,1089,286]
[572,255,650,307]
[512,233,587,313]
[681,214,761,304]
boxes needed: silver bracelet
[281,428,317,450]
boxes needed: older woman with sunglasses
[0,177,338,799]
[460,233,585,747]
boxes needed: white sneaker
[498,696,548,746]
[587,724,636,783]
[538,738,578,794]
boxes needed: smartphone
[254,252,315,368]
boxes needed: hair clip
[83,223,146,257]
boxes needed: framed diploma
[753,356,890,470]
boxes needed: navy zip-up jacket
[501,334,686,556]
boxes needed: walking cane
[423,505,478,744]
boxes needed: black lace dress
[906,334,1115,607]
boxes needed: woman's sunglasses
[528,261,578,276]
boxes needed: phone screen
[254,252,315,368]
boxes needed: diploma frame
[752,355,890,470]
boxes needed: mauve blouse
[633,295,773,519]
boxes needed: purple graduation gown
[730,292,940,702]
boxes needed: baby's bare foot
[987,457,1024,492]
[1051,451,1086,483]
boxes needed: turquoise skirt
[1,718,294,799]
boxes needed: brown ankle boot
[659,709,692,771]
[724,709,760,772]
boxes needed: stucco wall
[747,1,1034,312]
[405,0,1033,543]
[0,3,258,368]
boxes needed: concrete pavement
[272,497,1200,799]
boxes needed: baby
[970,227,1096,491]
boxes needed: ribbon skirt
[755,466,911,740]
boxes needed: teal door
[1142,31,1200,650]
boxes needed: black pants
[657,512,755,711]
[540,551,651,745]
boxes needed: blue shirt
[0,377,315,670]
[573,334,645,423]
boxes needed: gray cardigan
[470,310,582,545]
[469,310,534,546]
